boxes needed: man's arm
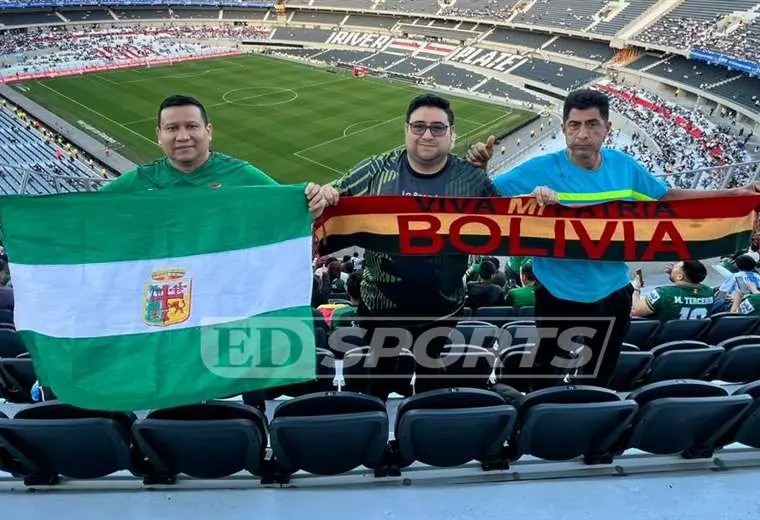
[318,154,380,206]
[631,280,656,317]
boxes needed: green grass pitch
[19,53,537,184]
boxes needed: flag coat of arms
[0,185,316,411]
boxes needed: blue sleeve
[631,157,668,200]
[492,158,545,196]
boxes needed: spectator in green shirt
[101,94,328,219]
[506,262,536,308]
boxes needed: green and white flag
[1,185,316,411]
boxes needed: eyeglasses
[407,121,449,137]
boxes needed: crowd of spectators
[637,15,760,63]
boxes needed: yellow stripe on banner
[319,213,755,241]
[556,190,658,203]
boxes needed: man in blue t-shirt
[467,88,760,390]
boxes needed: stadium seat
[0,402,146,484]
[0,357,36,403]
[608,351,653,391]
[699,313,758,345]
[440,345,497,389]
[509,386,637,464]
[711,343,760,383]
[449,321,501,349]
[268,348,336,398]
[621,343,640,351]
[393,388,517,469]
[131,401,268,480]
[517,306,535,317]
[341,347,415,397]
[0,309,14,328]
[616,380,753,458]
[644,341,724,382]
[650,319,711,345]
[497,344,535,393]
[0,329,26,358]
[623,319,659,349]
[720,381,760,449]
[326,325,369,358]
[501,321,537,348]
[269,392,389,478]
[473,306,516,328]
[717,335,760,350]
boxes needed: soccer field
[19,53,537,184]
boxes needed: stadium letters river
[397,197,688,261]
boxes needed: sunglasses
[408,121,449,137]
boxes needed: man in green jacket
[101,94,327,218]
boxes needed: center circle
[221,87,298,107]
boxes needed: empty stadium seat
[650,319,712,345]
[0,329,26,358]
[473,306,515,328]
[617,381,753,458]
[497,344,535,393]
[393,388,517,469]
[269,392,389,478]
[722,381,760,449]
[440,345,497,389]
[700,313,758,345]
[131,401,267,480]
[0,357,36,403]
[0,402,146,484]
[450,321,501,349]
[712,343,760,383]
[341,347,415,398]
[623,319,659,349]
[645,341,724,382]
[609,351,653,391]
[268,348,336,397]
[509,386,637,464]
[501,321,537,348]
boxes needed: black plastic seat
[342,347,415,398]
[717,335,760,351]
[645,341,724,382]
[724,381,760,449]
[623,319,660,349]
[269,392,389,477]
[712,342,760,383]
[700,313,758,345]
[473,306,515,328]
[394,388,517,468]
[0,402,145,484]
[618,380,753,458]
[450,322,501,349]
[132,401,268,480]
[439,345,497,389]
[268,348,336,398]
[608,351,653,391]
[0,329,26,358]
[650,319,711,345]
[0,357,37,403]
[497,344,536,393]
[509,386,637,464]
[500,321,537,348]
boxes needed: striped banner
[315,195,760,261]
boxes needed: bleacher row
[2,303,760,487]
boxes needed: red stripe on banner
[316,195,760,222]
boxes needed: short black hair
[563,89,609,123]
[735,254,757,272]
[406,93,455,126]
[157,95,208,126]
[681,260,707,284]
[346,271,362,301]
[479,260,496,280]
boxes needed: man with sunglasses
[317,93,505,399]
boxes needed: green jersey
[506,285,536,308]
[101,152,277,192]
[738,294,760,316]
[333,149,498,321]
[645,284,715,322]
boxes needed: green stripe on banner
[0,185,310,265]
[23,306,316,411]
[556,190,658,203]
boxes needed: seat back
[270,392,389,476]
[0,329,26,358]
[645,347,724,382]
[439,346,496,389]
[717,335,760,351]
[500,321,537,348]
[473,306,515,327]
[652,319,711,344]
[342,348,415,397]
[394,388,517,468]
[0,358,36,402]
[450,323,501,349]
[608,351,653,392]
[623,319,660,349]
[650,340,710,356]
[713,345,760,383]
[701,315,758,345]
